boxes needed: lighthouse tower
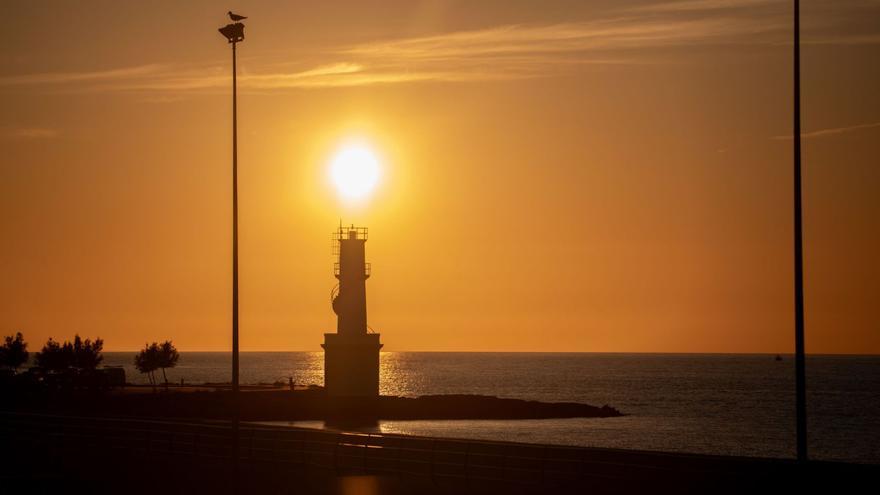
[322,225,383,397]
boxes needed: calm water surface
[102,352,880,463]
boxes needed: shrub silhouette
[0,332,29,372]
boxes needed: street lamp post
[219,18,245,486]
[793,0,807,463]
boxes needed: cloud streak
[774,121,880,140]
[1,127,59,139]
[342,16,784,62]
[628,0,776,13]
[0,64,163,87]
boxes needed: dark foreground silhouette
[1,411,876,495]
[2,386,622,421]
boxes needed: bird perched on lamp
[228,11,247,22]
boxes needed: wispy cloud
[628,0,775,13]
[803,34,880,46]
[2,127,59,139]
[109,63,397,92]
[773,121,880,140]
[341,16,784,63]
[20,16,784,93]
[0,64,163,87]
[1,0,876,93]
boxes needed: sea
[101,352,880,464]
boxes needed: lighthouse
[322,225,383,397]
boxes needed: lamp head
[218,23,245,43]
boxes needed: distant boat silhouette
[775,354,783,362]
[228,11,247,21]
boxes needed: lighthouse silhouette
[322,224,383,397]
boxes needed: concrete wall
[322,333,382,397]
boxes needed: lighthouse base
[322,333,382,397]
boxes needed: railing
[332,227,368,243]
[331,227,368,256]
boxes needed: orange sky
[1,1,878,353]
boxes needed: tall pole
[218,17,244,490]
[231,37,241,483]
[793,0,808,463]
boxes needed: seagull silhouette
[228,11,247,22]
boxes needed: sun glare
[328,144,381,201]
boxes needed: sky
[1,0,879,353]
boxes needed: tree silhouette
[157,341,180,388]
[135,341,180,391]
[0,332,29,372]
[134,342,161,391]
[35,335,104,372]
[35,338,74,372]
[71,335,103,370]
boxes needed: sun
[328,144,381,201]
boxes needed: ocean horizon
[96,351,879,464]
